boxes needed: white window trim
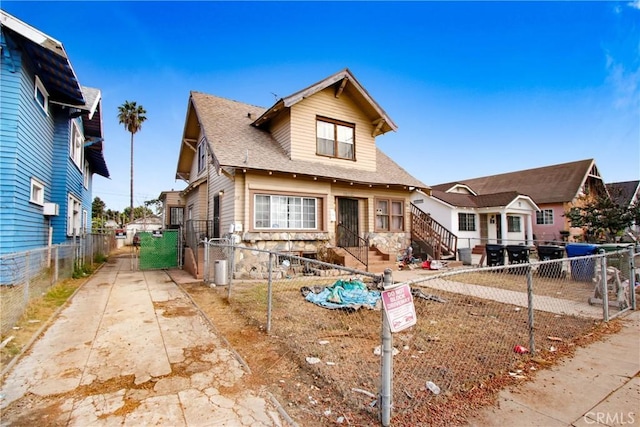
[70,120,84,169]
[536,209,554,225]
[67,194,82,236]
[30,177,45,205]
[83,160,90,189]
[253,194,318,230]
[34,75,49,114]
[197,140,207,174]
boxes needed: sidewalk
[467,309,639,426]
[0,256,290,426]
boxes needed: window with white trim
[507,215,521,232]
[82,209,88,234]
[34,76,49,114]
[70,121,84,169]
[197,140,207,173]
[316,117,355,160]
[254,195,317,230]
[30,178,45,205]
[67,195,82,236]
[536,209,554,225]
[83,160,90,188]
[458,212,476,231]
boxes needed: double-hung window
[254,194,318,230]
[169,207,184,227]
[316,117,355,160]
[375,199,404,231]
[67,195,82,236]
[70,121,84,169]
[458,213,476,231]
[507,215,521,232]
[536,209,554,225]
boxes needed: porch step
[472,245,485,255]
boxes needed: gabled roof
[252,68,397,136]
[0,10,85,106]
[80,86,109,178]
[432,190,537,210]
[432,159,600,204]
[607,180,639,208]
[176,89,426,190]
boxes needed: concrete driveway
[0,256,291,426]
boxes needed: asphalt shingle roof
[190,91,427,189]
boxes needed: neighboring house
[0,11,110,256]
[158,190,185,230]
[124,216,163,245]
[172,68,428,276]
[412,159,607,248]
[606,180,640,239]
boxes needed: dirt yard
[180,277,621,426]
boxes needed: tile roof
[189,91,427,189]
[432,159,597,204]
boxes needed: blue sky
[3,1,639,212]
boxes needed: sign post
[381,283,416,333]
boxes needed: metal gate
[138,230,180,270]
[203,237,233,285]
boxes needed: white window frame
[82,209,88,235]
[67,194,82,236]
[507,215,521,232]
[30,178,45,205]
[254,194,318,230]
[536,209,554,225]
[458,212,476,232]
[83,160,90,189]
[70,120,84,169]
[34,76,49,114]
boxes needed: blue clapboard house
[0,10,110,258]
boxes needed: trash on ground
[426,380,441,395]
[306,357,321,364]
[513,345,529,354]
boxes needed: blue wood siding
[0,28,86,254]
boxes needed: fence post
[23,252,30,307]
[629,246,636,311]
[203,239,210,284]
[600,251,609,322]
[54,246,59,283]
[526,268,536,355]
[379,268,393,427]
[266,252,274,334]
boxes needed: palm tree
[117,101,147,223]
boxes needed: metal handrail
[336,223,369,268]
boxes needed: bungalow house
[606,180,640,239]
[172,68,429,277]
[0,11,110,256]
[412,159,607,252]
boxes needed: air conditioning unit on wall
[43,203,59,216]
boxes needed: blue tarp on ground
[304,279,381,310]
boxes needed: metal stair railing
[336,223,369,269]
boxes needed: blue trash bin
[565,243,598,282]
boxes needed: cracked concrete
[0,257,288,426]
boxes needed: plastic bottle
[426,381,440,395]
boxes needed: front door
[337,198,359,247]
[496,213,502,244]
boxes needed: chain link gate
[137,230,181,270]
[202,237,233,287]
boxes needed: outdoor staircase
[410,203,458,261]
[331,246,397,273]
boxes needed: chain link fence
[201,241,637,425]
[0,233,115,335]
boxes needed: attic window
[34,76,49,114]
[316,117,355,160]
